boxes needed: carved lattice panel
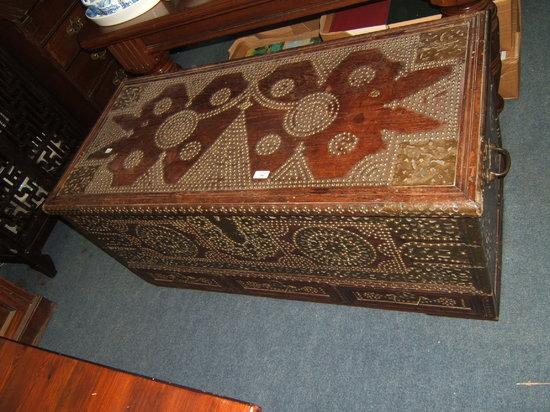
[0,47,83,179]
[0,46,85,276]
[0,158,48,237]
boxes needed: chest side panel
[477,46,505,314]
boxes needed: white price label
[253,170,270,179]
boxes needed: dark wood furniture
[45,9,509,320]
[78,0,378,75]
[78,0,500,78]
[0,46,87,276]
[0,276,54,345]
[0,338,261,412]
[0,0,125,127]
[0,1,129,275]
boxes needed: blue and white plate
[85,0,161,26]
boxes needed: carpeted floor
[2,2,549,411]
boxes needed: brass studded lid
[45,12,488,217]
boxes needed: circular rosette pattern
[88,73,249,187]
[294,226,376,267]
[247,49,453,180]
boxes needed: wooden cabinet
[0,277,54,344]
[0,46,86,276]
[0,0,125,127]
[0,1,125,274]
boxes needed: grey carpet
[2,1,549,410]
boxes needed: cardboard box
[319,1,390,41]
[500,57,519,99]
[320,2,442,41]
[494,0,513,51]
[500,31,521,99]
[228,20,320,60]
[320,13,387,41]
[387,14,441,29]
[499,0,521,99]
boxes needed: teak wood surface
[0,338,261,412]
[78,0,495,76]
[49,13,489,217]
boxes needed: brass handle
[112,68,127,85]
[487,145,511,182]
[66,16,84,36]
[91,49,107,61]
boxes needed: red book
[330,0,391,32]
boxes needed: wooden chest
[44,11,510,320]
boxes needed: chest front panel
[68,212,490,293]
[66,211,496,318]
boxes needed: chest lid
[45,12,490,217]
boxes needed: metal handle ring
[487,145,511,182]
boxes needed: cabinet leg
[27,253,57,278]
[108,38,180,76]
[2,252,58,277]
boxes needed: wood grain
[78,0,494,76]
[0,338,261,412]
[108,38,179,75]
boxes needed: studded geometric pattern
[61,22,470,196]
[69,213,484,293]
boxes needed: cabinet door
[67,49,112,98]
[45,3,86,69]
[21,0,75,45]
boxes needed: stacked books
[245,37,322,58]
[228,20,321,60]
[320,0,441,41]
